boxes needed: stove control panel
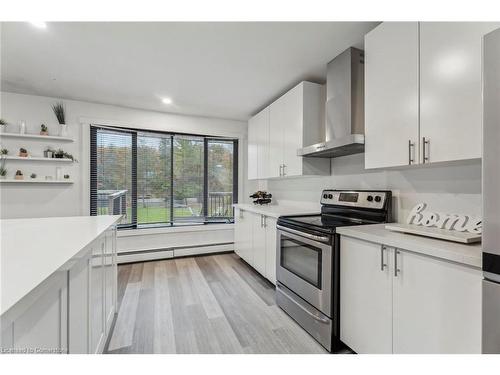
[320,190,388,210]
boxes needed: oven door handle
[276,225,330,243]
[277,284,331,324]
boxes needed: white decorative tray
[385,223,482,244]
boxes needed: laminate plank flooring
[105,253,327,354]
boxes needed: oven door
[276,225,333,317]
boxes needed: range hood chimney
[297,47,365,158]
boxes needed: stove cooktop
[277,214,369,234]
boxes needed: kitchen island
[1,215,121,354]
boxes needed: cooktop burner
[278,214,369,234]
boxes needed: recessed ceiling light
[162,97,173,105]
[29,22,47,29]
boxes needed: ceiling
[1,22,379,121]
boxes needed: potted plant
[52,102,67,137]
[14,170,23,180]
[40,124,49,136]
[19,148,28,157]
[63,174,70,179]
[0,158,7,179]
[0,119,6,134]
[54,149,77,162]
[44,147,54,158]
[1,148,8,155]
[30,173,37,179]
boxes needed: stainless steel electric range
[276,189,392,352]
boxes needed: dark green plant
[0,119,6,126]
[41,124,48,132]
[54,149,77,162]
[0,158,6,176]
[52,102,65,125]
[64,174,70,179]
[30,173,37,179]
[1,148,8,155]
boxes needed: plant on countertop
[30,173,37,179]
[52,102,66,125]
[40,124,48,135]
[14,169,23,180]
[1,148,8,155]
[19,148,28,157]
[54,148,77,162]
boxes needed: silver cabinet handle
[279,164,283,176]
[422,137,430,163]
[394,249,401,277]
[408,140,415,165]
[263,216,267,228]
[380,245,387,271]
[276,225,330,243]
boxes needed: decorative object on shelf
[249,191,273,205]
[54,148,77,162]
[44,147,55,158]
[19,120,26,135]
[19,148,28,157]
[56,167,62,180]
[52,101,68,137]
[63,174,70,179]
[45,175,53,181]
[0,119,7,133]
[385,202,482,244]
[0,158,7,179]
[14,170,24,180]
[30,173,37,179]
[1,148,8,155]
[40,124,49,136]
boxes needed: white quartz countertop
[1,215,122,315]
[233,203,320,218]
[336,224,482,268]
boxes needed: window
[90,125,238,229]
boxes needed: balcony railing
[97,189,128,217]
[208,191,233,219]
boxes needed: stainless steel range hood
[297,47,365,158]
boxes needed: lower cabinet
[340,236,482,354]
[234,208,278,284]
[1,225,117,354]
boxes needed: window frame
[90,124,238,230]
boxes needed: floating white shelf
[0,132,73,142]
[0,179,74,184]
[2,156,73,163]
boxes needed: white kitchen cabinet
[248,81,330,180]
[392,249,482,353]
[90,235,105,353]
[419,22,500,164]
[264,216,278,284]
[365,22,499,169]
[340,237,393,354]
[234,208,278,284]
[247,107,270,180]
[365,22,419,169]
[104,228,117,335]
[340,235,482,354]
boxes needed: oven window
[280,235,322,288]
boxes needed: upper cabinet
[247,82,330,179]
[365,22,500,169]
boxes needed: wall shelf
[0,133,73,142]
[2,156,73,163]
[0,179,74,184]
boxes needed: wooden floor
[105,253,327,354]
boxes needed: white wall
[0,91,247,219]
[246,154,482,223]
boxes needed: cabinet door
[269,96,285,178]
[256,107,271,179]
[104,228,117,333]
[420,22,500,164]
[234,208,244,258]
[252,214,267,276]
[234,209,254,265]
[280,84,304,177]
[264,217,277,284]
[365,22,419,169]
[392,249,482,353]
[90,235,105,353]
[340,237,393,353]
[247,112,260,180]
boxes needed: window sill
[117,222,235,237]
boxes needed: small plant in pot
[30,173,37,179]
[0,118,6,133]
[19,148,28,157]
[40,124,49,136]
[54,149,77,162]
[0,159,7,179]
[63,174,70,179]
[1,148,8,155]
[14,170,23,180]
[52,102,68,137]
